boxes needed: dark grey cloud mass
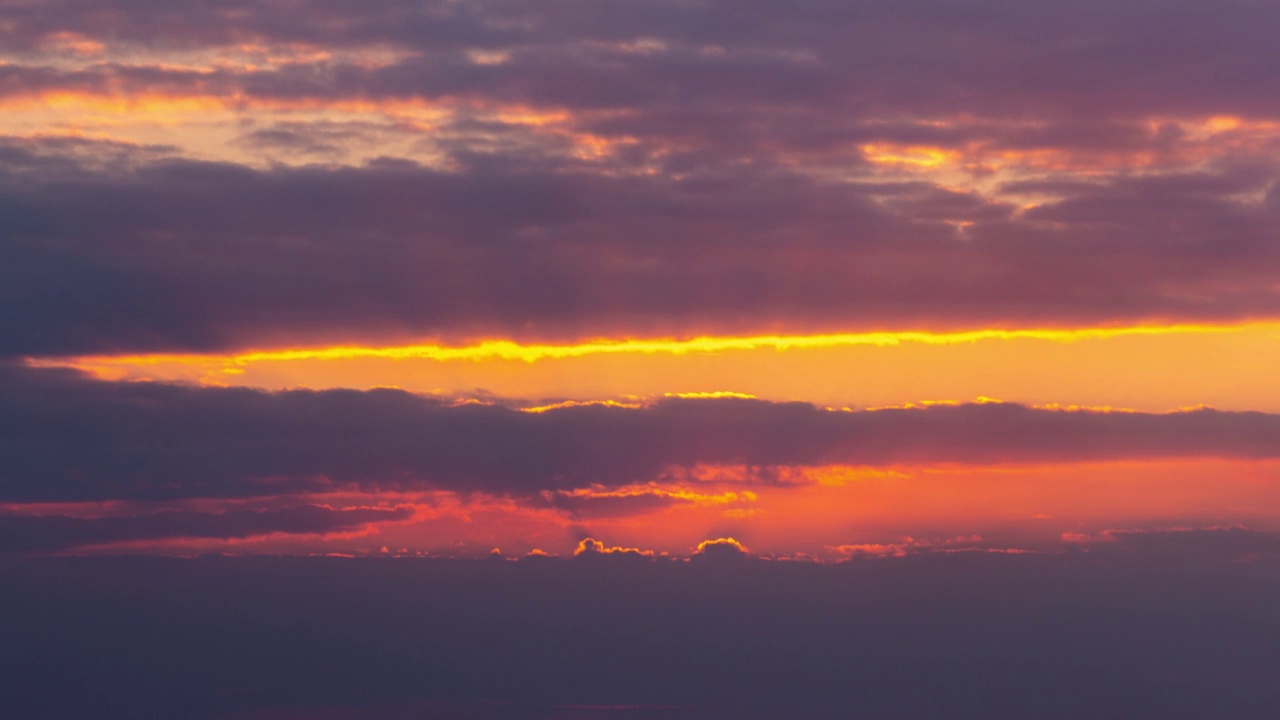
[0,136,1278,356]
[3,529,1280,719]
[1,365,1276,503]
[0,505,412,553]
[0,1,1278,354]
[3,0,1280,119]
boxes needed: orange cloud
[573,538,656,557]
[830,534,985,558]
[693,537,747,555]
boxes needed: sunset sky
[4,2,1280,718]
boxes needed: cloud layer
[0,504,411,552]
[1,0,1279,354]
[4,0,1280,120]
[3,366,1277,503]
[4,530,1280,719]
[2,138,1279,356]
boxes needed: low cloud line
[2,365,1277,504]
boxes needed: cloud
[3,366,1277,503]
[1065,525,1280,562]
[1,136,1278,356]
[691,537,747,560]
[546,492,690,520]
[831,534,987,558]
[540,485,749,520]
[0,504,412,553]
[573,538,655,558]
[5,531,1280,719]
[4,0,1280,122]
[0,3,1279,355]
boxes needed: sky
[3,1,1280,717]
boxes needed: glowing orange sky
[33,322,1280,412]
[10,457,1273,559]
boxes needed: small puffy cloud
[691,537,748,560]
[573,537,654,558]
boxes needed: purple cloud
[1,138,1277,356]
[2,366,1277,503]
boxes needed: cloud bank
[2,366,1277,503]
[1,0,1278,354]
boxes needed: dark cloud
[1,366,1277,503]
[1,138,1278,356]
[0,504,411,553]
[541,492,693,520]
[3,529,1279,719]
[1,3,1280,354]
[4,1,1280,121]
[2,1,1279,188]
[2,2,1279,177]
